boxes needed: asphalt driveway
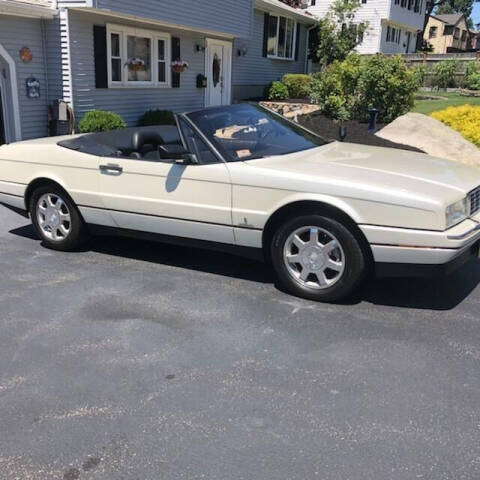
[1,205,480,480]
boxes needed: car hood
[245,142,480,200]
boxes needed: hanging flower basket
[125,57,146,72]
[171,60,189,74]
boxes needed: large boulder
[375,112,480,169]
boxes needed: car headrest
[132,130,165,152]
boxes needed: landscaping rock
[375,112,480,168]
[260,101,321,122]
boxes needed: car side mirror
[158,144,198,165]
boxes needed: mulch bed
[298,112,425,153]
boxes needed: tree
[314,0,368,67]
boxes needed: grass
[412,92,480,115]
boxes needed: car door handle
[100,163,123,175]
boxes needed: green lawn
[412,92,480,115]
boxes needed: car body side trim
[447,222,480,240]
[77,204,263,231]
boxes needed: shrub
[412,64,428,88]
[267,81,289,101]
[282,74,313,99]
[431,105,480,147]
[138,109,176,126]
[355,55,417,122]
[310,55,361,121]
[310,54,416,123]
[464,62,480,90]
[78,110,126,133]
[431,60,458,90]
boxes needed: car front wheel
[270,214,367,302]
[30,185,88,251]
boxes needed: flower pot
[172,66,185,74]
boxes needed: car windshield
[186,104,328,162]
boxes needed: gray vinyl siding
[0,15,49,140]
[68,11,210,127]
[232,9,308,100]
[95,0,253,39]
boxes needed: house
[305,0,424,54]
[424,14,473,53]
[0,0,57,145]
[0,0,315,144]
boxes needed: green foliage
[412,64,428,87]
[355,55,418,122]
[431,60,458,90]
[78,110,126,133]
[282,74,313,99]
[310,54,361,121]
[464,62,480,90]
[310,54,417,123]
[138,109,176,126]
[267,81,290,101]
[314,0,368,67]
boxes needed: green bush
[138,109,176,126]
[465,72,480,90]
[431,60,458,90]
[267,81,289,101]
[310,54,417,123]
[464,62,480,90]
[355,55,417,122]
[78,110,126,133]
[412,64,427,88]
[282,74,313,99]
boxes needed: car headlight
[446,198,468,229]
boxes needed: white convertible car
[1,104,479,301]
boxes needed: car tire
[270,214,367,302]
[30,185,88,251]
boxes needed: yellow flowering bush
[430,105,480,147]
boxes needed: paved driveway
[1,205,480,480]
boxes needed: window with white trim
[106,24,171,87]
[267,14,297,60]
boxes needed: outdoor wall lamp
[196,44,206,53]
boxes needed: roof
[254,0,317,24]
[432,13,464,26]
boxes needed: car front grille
[469,186,480,216]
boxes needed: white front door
[205,38,232,107]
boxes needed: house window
[110,33,122,82]
[396,29,402,43]
[310,0,316,5]
[267,14,297,60]
[394,0,399,5]
[413,0,420,12]
[106,24,171,87]
[386,26,391,42]
[429,26,437,38]
[461,30,467,41]
[400,0,407,7]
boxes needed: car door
[97,122,234,245]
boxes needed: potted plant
[171,60,189,74]
[125,57,146,72]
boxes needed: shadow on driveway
[10,224,480,311]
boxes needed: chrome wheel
[283,226,346,290]
[36,193,72,242]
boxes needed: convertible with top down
[1,103,479,302]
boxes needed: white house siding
[66,10,225,127]
[0,15,49,139]
[232,9,309,100]
[308,0,423,54]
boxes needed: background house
[424,14,473,53]
[305,0,424,54]
[0,0,314,143]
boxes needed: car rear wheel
[30,185,88,251]
[270,214,367,302]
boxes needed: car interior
[58,125,186,162]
